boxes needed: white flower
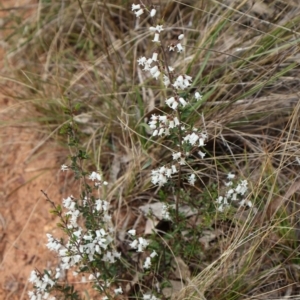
[158,128,165,136]
[113,251,121,259]
[173,74,192,90]
[216,196,223,204]
[46,234,61,252]
[162,204,171,220]
[150,9,157,17]
[179,157,186,165]
[128,229,136,236]
[144,256,152,269]
[153,70,161,79]
[171,101,179,110]
[217,204,224,212]
[169,119,175,128]
[29,270,39,283]
[176,43,184,52]
[55,268,61,279]
[168,44,176,51]
[152,52,158,61]
[186,132,199,145]
[129,239,138,249]
[163,75,170,87]
[132,4,141,11]
[195,92,202,100]
[199,137,205,146]
[198,150,206,158]
[150,25,164,33]
[150,65,159,75]
[166,96,175,107]
[89,171,101,181]
[151,169,165,186]
[235,180,248,195]
[246,200,253,207]
[172,152,181,160]
[150,250,158,258]
[88,274,95,280]
[152,33,160,43]
[62,196,76,210]
[145,58,153,68]
[178,34,184,40]
[178,97,187,107]
[188,174,196,185]
[94,200,102,211]
[150,65,161,79]
[114,287,123,295]
[152,129,158,136]
[134,8,144,18]
[165,167,172,177]
[158,115,167,122]
[138,237,149,250]
[149,120,157,129]
[171,165,177,173]
[83,233,93,240]
[61,164,68,171]
[239,198,252,208]
[184,74,192,82]
[227,172,235,180]
[227,188,234,195]
[137,56,147,65]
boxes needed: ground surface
[0,1,68,298]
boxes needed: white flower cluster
[165,95,188,110]
[188,173,196,186]
[183,131,207,147]
[134,5,189,93]
[132,4,208,190]
[195,91,202,101]
[151,165,178,186]
[47,196,118,269]
[62,195,80,228]
[28,270,58,300]
[172,151,187,165]
[216,173,252,212]
[128,229,158,269]
[143,250,158,269]
[162,204,171,220]
[89,171,108,187]
[150,126,208,186]
[172,74,192,90]
[129,235,149,252]
[29,173,119,298]
[132,4,156,19]
[149,114,180,136]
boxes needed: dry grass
[2,0,300,299]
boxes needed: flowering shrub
[216,173,252,212]
[28,2,253,299]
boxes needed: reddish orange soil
[0,1,69,299]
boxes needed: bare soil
[0,1,69,298]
